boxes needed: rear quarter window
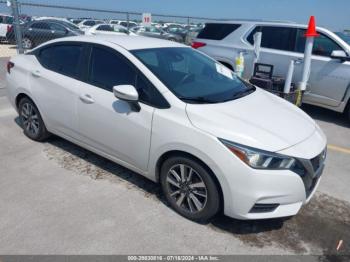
[197,23,241,40]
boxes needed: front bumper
[218,129,327,220]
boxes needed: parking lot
[0,52,349,258]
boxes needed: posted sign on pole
[142,13,152,27]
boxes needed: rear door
[30,42,85,138]
[245,25,301,79]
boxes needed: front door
[77,45,154,172]
[294,29,350,107]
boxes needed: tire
[22,36,34,49]
[18,97,50,141]
[346,102,350,122]
[168,38,177,42]
[160,156,220,223]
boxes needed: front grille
[249,203,279,213]
[310,154,322,171]
[293,148,326,198]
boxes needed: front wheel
[22,37,34,49]
[160,156,220,222]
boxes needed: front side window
[49,23,66,32]
[88,47,136,91]
[132,47,255,104]
[295,29,343,57]
[247,26,296,51]
[38,44,83,78]
[88,46,167,107]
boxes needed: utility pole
[10,0,24,54]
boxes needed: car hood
[186,88,316,152]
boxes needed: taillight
[191,41,206,49]
[7,25,13,33]
[7,61,14,74]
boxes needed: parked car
[78,19,104,31]
[109,20,138,28]
[85,24,137,36]
[131,26,183,42]
[192,21,350,119]
[185,27,203,45]
[0,14,13,41]
[70,19,83,25]
[163,26,188,43]
[6,20,83,49]
[6,35,327,222]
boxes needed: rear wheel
[345,101,350,122]
[22,37,33,49]
[18,97,50,141]
[160,156,220,222]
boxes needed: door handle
[79,94,95,104]
[31,70,41,77]
[295,58,304,65]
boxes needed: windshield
[335,32,350,45]
[132,47,255,104]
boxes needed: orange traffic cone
[304,16,320,38]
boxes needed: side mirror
[331,50,350,62]
[113,85,141,112]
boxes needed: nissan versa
[6,35,327,222]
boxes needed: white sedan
[6,35,327,222]
[85,24,137,36]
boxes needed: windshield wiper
[231,86,256,100]
[178,96,217,104]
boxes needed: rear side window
[247,26,297,51]
[31,22,50,30]
[197,23,241,40]
[38,44,83,78]
[84,20,95,26]
[0,16,13,24]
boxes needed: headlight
[219,138,296,170]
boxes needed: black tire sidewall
[160,156,220,222]
[18,98,48,141]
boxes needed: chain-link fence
[0,0,221,58]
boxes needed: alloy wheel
[166,164,208,213]
[20,102,40,136]
[22,38,32,49]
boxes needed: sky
[1,0,349,31]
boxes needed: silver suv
[193,21,350,119]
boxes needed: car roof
[205,20,302,26]
[44,35,186,50]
